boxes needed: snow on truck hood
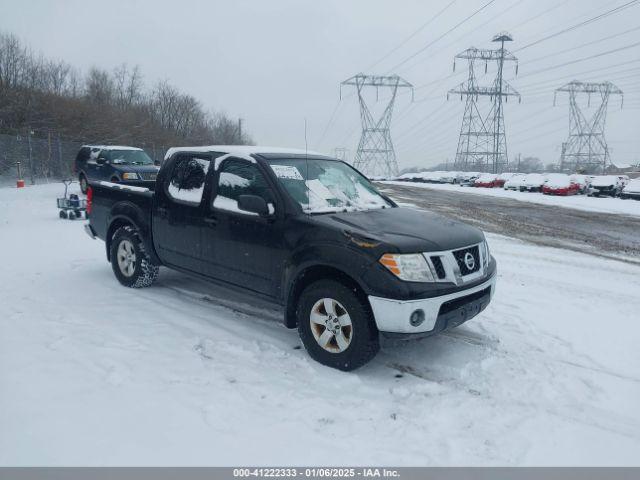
[312,207,485,252]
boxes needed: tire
[296,280,379,371]
[110,226,160,288]
[79,174,88,194]
[68,211,76,220]
[59,210,67,219]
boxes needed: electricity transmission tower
[341,74,413,177]
[333,147,349,162]
[448,33,520,173]
[554,81,623,173]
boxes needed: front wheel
[297,280,379,371]
[110,226,159,288]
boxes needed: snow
[623,179,640,194]
[523,173,546,188]
[219,172,250,188]
[381,181,640,217]
[476,173,498,182]
[164,145,325,162]
[84,145,143,151]
[212,195,259,216]
[2,183,640,466]
[544,173,571,188]
[167,157,210,204]
[591,175,625,187]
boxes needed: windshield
[267,158,393,214]
[105,150,154,165]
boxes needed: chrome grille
[139,172,157,181]
[452,245,480,276]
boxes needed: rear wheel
[110,226,159,288]
[59,210,67,219]
[297,280,379,371]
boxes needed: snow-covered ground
[1,183,640,466]
[381,181,640,217]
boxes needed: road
[377,182,640,263]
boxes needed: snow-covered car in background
[474,173,499,188]
[589,175,629,197]
[503,173,526,191]
[495,172,516,188]
[542,173,580,196]
[620,178,640,200]
[396,172,420,182]
[569,174,590,194]
[456,172,481,186]
[434,171,457,184]
[522,173,547,192]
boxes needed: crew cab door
[202,157,286,298]
[152,153,212,274]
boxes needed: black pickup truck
[85,146,496,370]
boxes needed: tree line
[0,31,250,177]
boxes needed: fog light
[410,309,425,327]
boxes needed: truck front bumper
[368,273,496,334]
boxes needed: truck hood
[312,207,485,252]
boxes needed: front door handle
[204,215,218,226]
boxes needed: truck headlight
[379,253,435,282]
[122,172,140,180]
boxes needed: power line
[385,0,498,74]
[398,0,527,75]
[517,40,640,79]
[315,100,342,149]
[365,0,457,72]
[515,0,640,52]
[523,25,640,65]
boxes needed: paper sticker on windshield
[271,165,304,180]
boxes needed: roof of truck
[164,145,325,161]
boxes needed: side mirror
[96,157,107,165]
[237,194,271,216]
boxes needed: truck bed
[89,181,154,242]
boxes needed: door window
[167,155,211,205]
[213,159,274,215]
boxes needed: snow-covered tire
[79,174,88,194]
[297,280,379,371]
[110,226,159,288]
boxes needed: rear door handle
[204,215,218,226]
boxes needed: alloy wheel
[117,240,136,277]
[309,298,353,353]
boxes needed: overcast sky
[1,0,638,169]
